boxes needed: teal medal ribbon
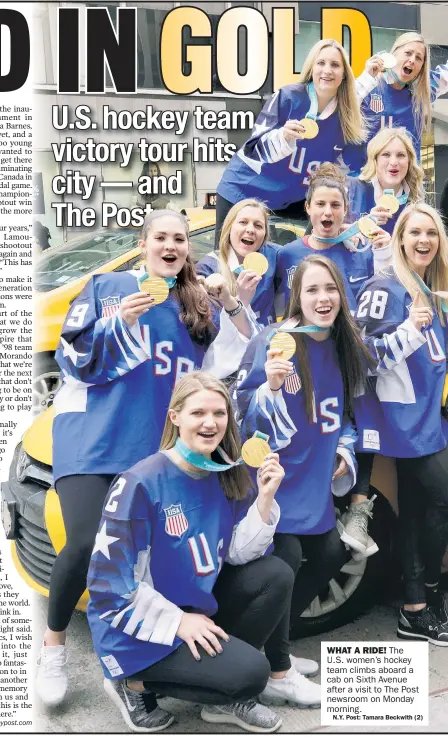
[267,324,327,341]
[312,215,377,253]
[233,265,244,276]
[175,438,244,472]
[412,272,448,314]
[306,82,333,121]
[382,188,409,206]
[385,68,406,88]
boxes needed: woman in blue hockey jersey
[236,253,429,638]
[87,372,320,733]
[215,38,366,239]
[276,163,392,315]
[345,31,448,174]
[348,127,424,235]
[350,203,448,645]
[196,199,279,328]
[36,210,258,706]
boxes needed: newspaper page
[0,1,447,733]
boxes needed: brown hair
[305,162,349,211]
[300,39,366,145]
[218,199,270,296]
[140,210,215,345]
[159,371,251,500]
[286,255,374,420]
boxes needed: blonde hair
[359,127,424,202]
[391,203,448,324]
[300,39,365,145]
[390,32,431,136]
[218,199,270,297]
[159,371,251,500]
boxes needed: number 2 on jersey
[357,290,388,320]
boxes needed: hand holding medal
[138,274,170,303]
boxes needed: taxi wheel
[292,491,398,638]
[33,354,62,414]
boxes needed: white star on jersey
[60,336,84,365]
[93,522,120,560]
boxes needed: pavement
[33,595,448,734]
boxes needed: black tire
[292,489,398,639]
[33,353,62,414]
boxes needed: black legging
[273,527,349,637]
[48,474,114,632]
[131,555,294,706]
[215,193,308,247]
[396,448,448,604]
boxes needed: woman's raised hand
[257,453,285,497]
[282,119,307,144]
[265,348,293,391]
[121,293,155,327]
[364,54,385,78]
[236,269,262,307]
[409,291,433,331]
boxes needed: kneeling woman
[87,373,319,734]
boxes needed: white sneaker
[35,644,68,706]
[259,667,321,709]
[290,654,319,677]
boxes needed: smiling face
[139,215,189,278]
[299,263,341,329]
[306,186,346,240]
[393,41,425,84]
[402,212,439,277]
[229,206,267,261]
[376,137,409,190]
[169,389,228,458]
[312,46,345,98]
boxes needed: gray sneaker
[104,679,174,733]
[339,495,377,553]
[201,700,282,733]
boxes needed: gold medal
[138,275,169,304]
[379,52,397,70]
[270,331,296,360]
[241,436,271,468]
[299,118,319,139]
[243,252,269,276]
[376,193,399,215]
[358,216,377,239]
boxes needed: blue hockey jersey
[217,84,346,210]
[87,452,279,678]
[348,178,407,235]
[52,270,255,481]
[236,323,357,535]
[275,236,374,313]
[354,272,447,457]
[344,64,448,174]
[195,242,280,327]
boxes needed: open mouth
[198,432,217,439]
[320,219,334,231]
[241,237,255,246]
[402,65,414,76]
[316,306,332,316]
[162,254,177,264]
[415,247,430,255]
[388,169,399,176]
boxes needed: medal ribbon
[306,83,334,121]
[267,325,327,341]
[312,215,377,252]
[385,68,406,88]
[412,273,448,314]
[175,438,244,472]
[140,271,177,289]
[382,188,408,206]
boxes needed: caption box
[321,641,428,726]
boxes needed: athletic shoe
[104,678,174,733]
[35,644,68,706]
[397,606,448,647]
[426,584,448,625]
[338,495,377,553]
[259,667,321,709]
[201,700,281,733]
[351,535,379,561]
[290,654,319,677]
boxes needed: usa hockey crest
[369,94,384,114]
[164,504,189,538]
[287,266,297,289]
[284,368,301,395]
[100,295,121,318]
